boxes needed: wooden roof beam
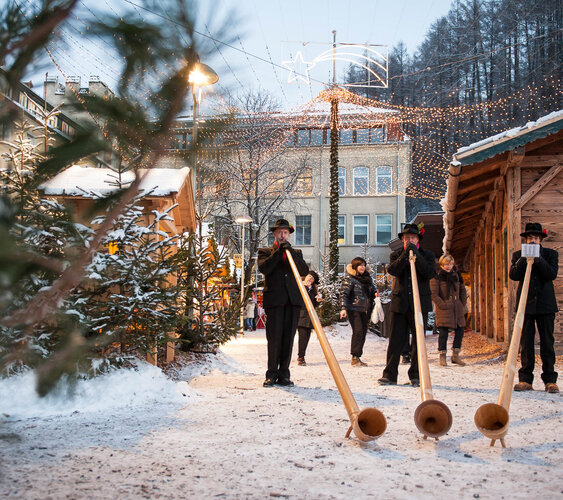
[515,162,562,210]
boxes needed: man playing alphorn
[378,223,436,386]
[510,222,559,394]
[258,219,309,388]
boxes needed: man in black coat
[258,219,309,387]
[509,222,559,394]
[378,224,436,386]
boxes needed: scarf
[438,268,458,297]
[356,271,373,299]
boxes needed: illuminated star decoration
[313,44,388,88]
[281,51,315,84]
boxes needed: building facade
[170,99,412,272]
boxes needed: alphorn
[409,250,453,439]
[285,250,387,441]
[474,244,539,447]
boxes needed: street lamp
[188,62,219,227]
[235,215,253,334]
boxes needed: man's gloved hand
[278,241,291,251]
[406,243,418,254]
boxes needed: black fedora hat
[398,223,424,241]
[520,222,547,239]
[269,218,294,233]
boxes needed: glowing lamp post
[235,216,253,334]
[188,62,219,216]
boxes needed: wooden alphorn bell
[285,250,387,441]
[474,243,539,448]
[409,250,453,439]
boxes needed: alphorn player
[378,223,436,386]
[509,222,559,394]
[258,219,309,388]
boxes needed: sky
[37,0,455,111]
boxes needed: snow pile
[169,349,253,382]
[0,362,194,419]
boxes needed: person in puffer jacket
[339,257,376,367]
[430,254,467,367]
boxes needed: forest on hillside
[345,0,562,215]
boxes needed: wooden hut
[442,110,562,347]
[41,164,196,236]
[41,163,196,364]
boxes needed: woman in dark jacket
[339,257,376,367]
[430,254,467,366]
[296,271,322,366]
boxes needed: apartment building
[170,99,411,271]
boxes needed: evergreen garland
[328,98,340,283]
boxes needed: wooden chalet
[41,162,196,365]
[41,164,196,236]
[442,110,563,347]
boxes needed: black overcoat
[387,245,436,314]
[509,246,559,315]
[297,285,320,329]
[258,243,309,308]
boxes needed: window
[267,217,277,246]
[340,129,353,145]
[370,127,384,143]
[353,215,369,245]
[338,167,346,196]
[356,129,370,144]
[376,166,392,194]
[295,215,312,245]
[214,216,231,245]
[376,215,392,245]
[353,167,369,195]
[296,169,313,195]
[338,215,346,244]
[310,129,323,146]
[297,129,309,146]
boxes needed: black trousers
[347,309,368,357]
[265,304,301,381]
[383,310,428,382]
[297,326,312,358]
[519,313,557,385]
[437,326,464,351]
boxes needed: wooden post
[494,188,505,342]
[147,343,158,366]
[487,217,495,338]
[479,231,487,337]
[506,164,521,340]
[166,334,177,363]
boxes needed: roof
[453,110,563,165]
[40,165,191,198]
[443,109,563,265]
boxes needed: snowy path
[1,326,562,499]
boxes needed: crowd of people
[253,218,559,394]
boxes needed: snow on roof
[455,109,563,158]
[287,100,397,117]
[41,165,190,198]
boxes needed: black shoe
[409,379,420,387]
[263,378,276,387]
[277,378,294,387]
[401,355,411,364]
[378,377,396,385]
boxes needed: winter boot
[451,348,466,366]
[439,350,447,366]
[351,356,367,367]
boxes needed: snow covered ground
[1,325,562,499]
